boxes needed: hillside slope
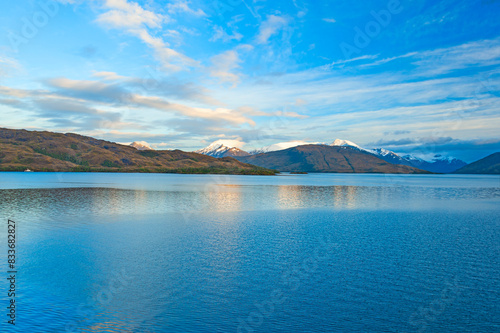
[0,128,276,174]
[454,152,500,174]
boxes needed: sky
[0,0,499,162]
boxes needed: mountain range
[196,139,468,173]
[236,144,429,174]
[0,128,275,175]
[1,128,498,175]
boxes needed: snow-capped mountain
[250,141,319,155]
[196,138,467,173]
[330,139,467,173]
[195,142,250,158]
[401,154,467,173]
[368,147,466,173]
[330,139,374,154]
[330,139,362,149]
[130,141,153,150]
[371,148,414,166]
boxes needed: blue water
[0,172,499,332]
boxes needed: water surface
[0,172,498,332]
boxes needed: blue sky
[0,0,499,161]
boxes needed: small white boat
[24,168,33,172]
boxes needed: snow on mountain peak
[432,154,458,162]
[250,141,319,154]
[371,148,398,157]
[204,142,225,151]
[130,141,153,150]
[402,154,425,162]
[195,141,249,158]
[330,139,362,149]
[195,142,228,155]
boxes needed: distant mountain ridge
[195,139,467,173]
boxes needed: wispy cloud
[96,0,164,30]
[322,18,336,23]
[358,52,417,68]
[411,38,500,76]
[209,45,253,87]
[1,72,307,135]
[91,71,130,82]
[0,55,21,76]
[324,54,379,68]
[46,77,129,104]
[256,15,289,44]
[209,50,242,87]
[209,26,243,43]
[351,38,500,77]
[96,0,197,71]
[0,85,32,98]
[129,94,256,125]
[167,0,206,17]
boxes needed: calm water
[0,172,499,332]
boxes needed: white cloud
[412,38,500,76]
[322,18,336,23]
[349,38,500,76]
[295,98,308,106]
[358,52,417,68]
[92,71,129,81]
[274,110,308,119]
[129,94,256,125]
[209,45,253,87]
[256,15,289,44]
[255,140,318,152]
[167,0,206,17]
[209,50,241,87]
[209,26,243,43]
[323,54,379,69]
[0,55,20,67]
[0,85,32,98]
[206,138,246,149]
[97,0,164,29]
[0,55,22,76]
[96,0,198,72]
